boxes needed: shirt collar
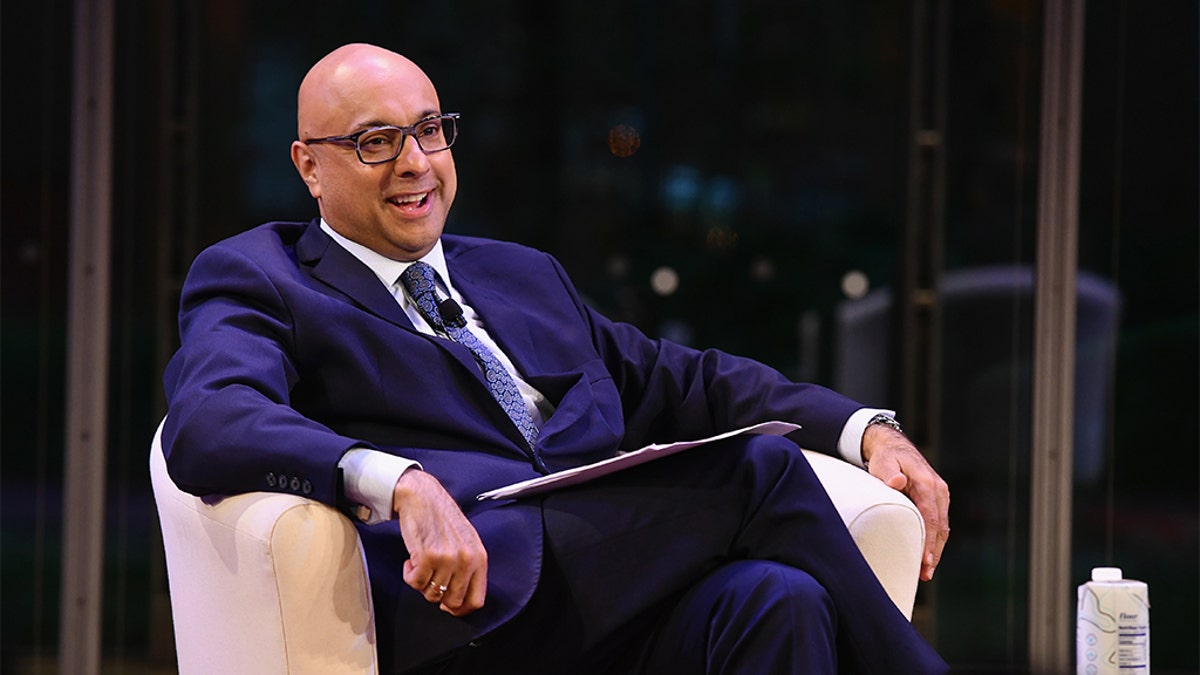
[319,218,454,293]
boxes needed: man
[163,43,950,673]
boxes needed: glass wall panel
[1,2,78,670]
[917,2,1043,669]
[1074,3,1199,672]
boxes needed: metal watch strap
[866,413,903,435]
[863,413,903,470]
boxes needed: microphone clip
[437,298,468,329]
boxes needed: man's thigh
[540,434,829,647]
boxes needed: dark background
[3,1,1196,672]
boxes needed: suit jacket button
[266,472,277,487]
[290,477,301,491]
[302,480,313,495]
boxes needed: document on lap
[477,420,801,500]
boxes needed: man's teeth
[392,193,428,205]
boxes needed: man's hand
[861,424,950,582]
[392,470,488,616]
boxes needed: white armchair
[150,422,925,675]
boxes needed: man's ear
[291,141,322,199]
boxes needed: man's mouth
[388,192,431,212]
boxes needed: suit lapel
[447,254,540,378]
[296,224,488,379]
[295,221,416,331]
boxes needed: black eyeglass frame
[303,112,461,164]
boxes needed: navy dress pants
[402,434,948,674]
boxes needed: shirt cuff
[837,407,896,468]
[338,447,421,525]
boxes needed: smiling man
[292,47,456,261]
[162,43,950,674]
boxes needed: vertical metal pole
[900,0,948,639]
[1029,0,1085,672]
[149,0,201,660]
[59,0,115,672]
[901,0,948,453]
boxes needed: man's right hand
[392,469,488,617]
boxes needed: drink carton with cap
[1076,567,1149,674]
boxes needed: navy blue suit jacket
[162,219,866,664]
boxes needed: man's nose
[391,135,431,176]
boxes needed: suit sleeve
[161,240,367,505]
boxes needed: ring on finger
[428,580,448,594]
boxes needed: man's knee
[648,560,836,674]
[706,560,834,621]
[729,434,816,487]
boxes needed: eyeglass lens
[358,117,457,163]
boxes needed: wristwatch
[866,413,904,435]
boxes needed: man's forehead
[299,47,440,131]
[311,44,428,89]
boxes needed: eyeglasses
[303,113,460,165]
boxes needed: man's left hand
[861,424,950,582]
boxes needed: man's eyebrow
[352,111,443,130]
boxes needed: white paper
[477,420,801,501]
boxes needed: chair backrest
[834,265,1121,485]
[149,421,379,674]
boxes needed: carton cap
[1091,567,1123,582]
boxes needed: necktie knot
[399,262,442,323]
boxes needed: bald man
[163,43,950,674]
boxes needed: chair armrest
[150,422,378,674]
[802,450,924,619]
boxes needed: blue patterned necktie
[399,261,539,449]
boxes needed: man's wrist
[838,408,897,467]
[339,447,421,525]
[391,465,427,517]
[862,413,905,468]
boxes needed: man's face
[292,48,457,261]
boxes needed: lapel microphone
[437,298,468,329]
